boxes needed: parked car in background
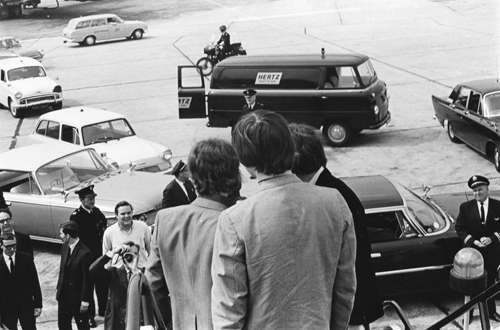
[0,57,62,118]
[28,107,173,173]
[0,36,44,61]
[62,13,148,46]
[343,175,463,297]
[433,79,500,172]
[0,144,173,243]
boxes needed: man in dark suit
[241,89,265,116]
[456,175,500,322]
[0,208,33,257]
[70,185,108,326]
[0,233,42,330]
[90,241,141,330]
[56,221,94,330]
[289,123,383,330]
[161,160,197,209]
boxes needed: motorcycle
[196,35,247,76]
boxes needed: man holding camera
[90,241,141,330]
[102,201,151,270]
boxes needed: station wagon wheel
[0,6,10,19]
[323,121,351,147]
[446,120,460,143]
[9,100,23,118]
[132,29,143,39]
[195,57,214,76]
[11,5,22,18]
[494,146,500,173]
[84,36,96,46]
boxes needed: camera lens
[123,252,134,262]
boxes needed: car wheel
[323,121,351,147]
[11,5,22,18]
[446,121,460,143]
[0,6,10,19]
[132,29,143,39]
[52,102,63,110]
[9,100,23,118]
[196,57,214,76]
[84,36,96,46]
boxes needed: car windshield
[35,149,112,195]
[0,38,20,50]
[82,118,135,146]
[484,92,500,117]
[8,66,46,81]
[356,59,376,86]
[394,182,447,233]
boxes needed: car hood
[0,51,18,60]
[73,170,172,212]
[10,77,57,93]
[89,136,164,166]
[432,190,500,219]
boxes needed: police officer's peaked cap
[75,184,97,198]
[243,89,257,96]
[468,175,490,189]
[172,160,187,177]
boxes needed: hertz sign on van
[177,53,390,146]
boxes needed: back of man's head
[232,110,295,175]
[60,221,79,239]
[289,123,327,175]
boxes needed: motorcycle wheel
[196,57,214,76]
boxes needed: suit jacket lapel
[174,180,189,204]
[67,242,80,265]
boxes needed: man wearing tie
[0,233,42,330]
[161,160,197,209]
[241,89,265,116]
[456,175,500,322]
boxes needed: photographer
[89,241,140,330]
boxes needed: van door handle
[322,96,328,99]
[371,253,381,258]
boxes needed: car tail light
[53,85,62,93]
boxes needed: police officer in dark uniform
[70,185,108,328]
[216,25,231,61]
[241,89,265,116]
[456,175,500,322]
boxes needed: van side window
[219,68,321,89]
[324,68,340,89]
[76,21,91,29]
[338,67,360,88]
[107,17,117,24]
[91,18,107,27]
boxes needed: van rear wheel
[323,121,351,147]
[196,57,214,76]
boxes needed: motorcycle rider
[216,25,231,61]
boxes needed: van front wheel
[323,122,351,147]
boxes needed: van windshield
[357,60,377,86]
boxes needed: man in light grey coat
[211,110,357,330]
[146,139,241,330]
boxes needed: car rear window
[217,67,322,89]
[75,20,91,30]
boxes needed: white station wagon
[28,107,173,174]
[0,57,63,118]
[62,13,148,46]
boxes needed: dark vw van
[178,53,390,146]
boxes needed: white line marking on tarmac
[233,8,358,22]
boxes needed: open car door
[178,66,206,119]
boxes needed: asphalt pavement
[1,0,499,328]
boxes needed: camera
[121,251,135,263]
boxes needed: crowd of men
[1,109,500,330]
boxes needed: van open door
[178,66,206,119]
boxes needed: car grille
[23,95,56,104]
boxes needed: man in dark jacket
[289,123,383,330]
[56,221,94,330]
[216,25,230,61]
[70,185,108,326]
[241,89,265,116]
[0,208,33,257]
[161,160,197,209]
[456,175,500,322]
[0,233,42,330]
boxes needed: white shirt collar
[69,238,80,254]
[309,166,325,185]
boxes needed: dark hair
[0,208,12,218]
[289,123,327,175]
[115,201,133,215]
[232,110,295,175]
[0,233,15,245]
[187,139,241,196]
[59,221,79,238]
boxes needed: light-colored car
[0,57,63,118]
[0,144,173,243]
[0,36,44,61]
[62,13,148,46]
[28,107,173,173]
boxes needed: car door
[107,16,125,39]
[463,90,491,152]
[178,66,206,119]
[449,87,477,144]
[90,18,110,41]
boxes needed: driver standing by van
[241,89,265,116]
